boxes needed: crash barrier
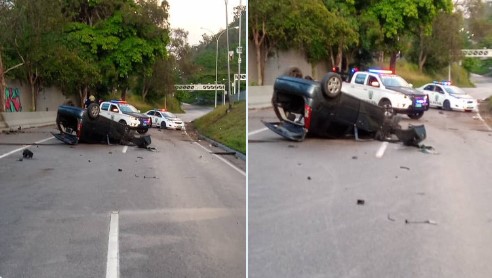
[0,111,56,130]
[248,85,274,109]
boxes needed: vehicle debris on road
[405,219,438,225]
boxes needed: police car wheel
[160,122,167,129]
[87,103,100,120]
[443,100,451,111]
[321,72,342,98]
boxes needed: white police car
[417,81,477,112]
[145,109,185,130]
[99,100,151,134]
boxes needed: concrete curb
[197,133,246,161]
[0,111,56,131]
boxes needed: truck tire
[407,111,424,119]
[283,67,303,78]
[160,121,167,129]
[379,99,395,117]
[320,72,342,99]
[87,103,100,120]
[137,128,148,134]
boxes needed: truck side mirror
[371,81,380,87]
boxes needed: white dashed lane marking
[375,141,389,158]
[106,211,119,278]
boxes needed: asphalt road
[248,82,492,277]
[0,104,245,278]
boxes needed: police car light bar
[368,69,393,74]
[110,100,128,104]
[433,80,451,85]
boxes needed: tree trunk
[335,44,343,69]
[79,87,88,108]
[254,35,263,86]
[0,51,6,113]
[121,87,127,101]
[389,52,398,73]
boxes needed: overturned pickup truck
[264,68,426,146]
[53,103,151,147]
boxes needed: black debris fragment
[199,155,202,159]
[118,169,122,172]
[18,158,23,161]
[137,156,143,159]
[357,199,365,205]
[405,219,437,225]
[88,160,91,163]
[135,174,139,178]
[22,149,33,159]
[307,176,311,180]
[439,111,444,114]
[143,176,158,179]
[352,156,358,160]
[109,152,112,154]
[387,214,396,221]
[288,145,297,148]
[419,144,438,154]
[400,166,410,170]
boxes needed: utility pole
[237,0,242,101]
[225,0,232,110]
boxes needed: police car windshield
[163,112,177,118]
[119,104,139,113]
[444,86,466,95]
[381,75,411,87]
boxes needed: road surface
[248,80,492,278]
[0,104,245,278]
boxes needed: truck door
[365,74,381,105]
[345,73,367,99]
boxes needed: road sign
[461,49,492,57]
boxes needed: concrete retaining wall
[0,111,56,130]
[248,86,273,109]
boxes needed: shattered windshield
[381,75,412,87]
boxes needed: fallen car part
[404,219,438,225]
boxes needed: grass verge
[193,101,246,154]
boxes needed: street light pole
[201,27,238,107]
[237,0,243,101]
[225,0,232,110]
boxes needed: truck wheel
[379,99,395,117]
[407,111,424,119]
[87,103,100,120]
[443,100,451,111]
[320,72,342,98]
[283,67,303,78]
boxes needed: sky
[167,0,242,46]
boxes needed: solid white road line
[193,142,246,177]
[106,211,119,278]
[0,136,54,160]
[475,112,492,131]
[375,141,389,158]
[248,127,268,136]
[122,146,128,153]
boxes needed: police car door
[421,84,437,107]
[434,85,446,107]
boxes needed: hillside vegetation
[193,101,246,154]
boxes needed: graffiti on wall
[5,87,22,112]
